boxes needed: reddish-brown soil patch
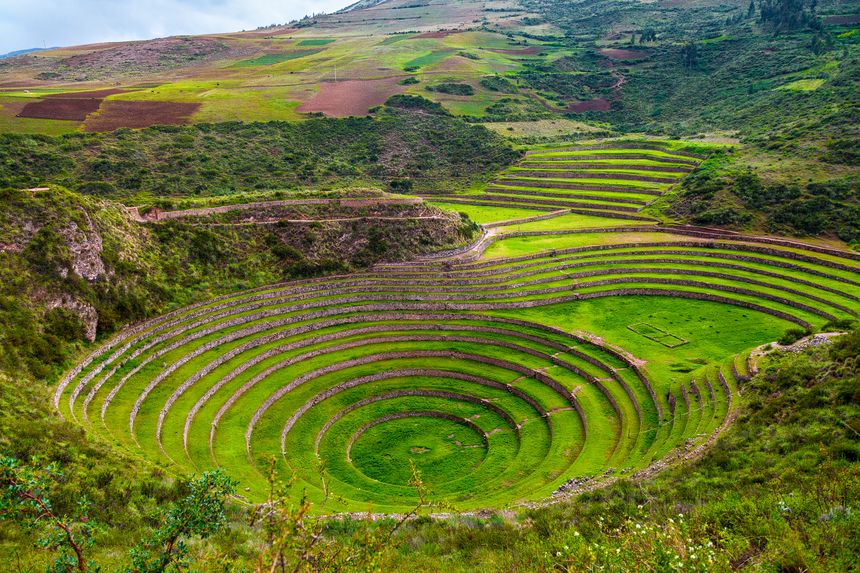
[488,46,543,56]
[44,88,130,99]
[83,100,200,131]
[18,98,102,120]
[296,78,406,117]
[599,48,649,60]
[565,98,611,113]
[825,14,860,25]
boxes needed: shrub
[426,83,475,96]
[43,307,86,342]
[385,95,449,115]
[778,327,809,345]
[480,76,518,93]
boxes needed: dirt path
[189,215,450,226]
[129,196,423,222]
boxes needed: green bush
[480,76,518,93]
[426,83,475,96]
[778,327,809,345]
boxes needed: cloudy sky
[0,0,351,55]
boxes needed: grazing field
[56,201,859,512]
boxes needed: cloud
[0,0,349,55]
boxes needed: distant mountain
[337,0,389,13]
[0,47,54,59]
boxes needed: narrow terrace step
[527,143,706,159]
[521,162,694,174]
[497,178,664,195]
[524,154,700,166]
[485,187,650,205]
[507,171,678,184]
[479,193,643,212]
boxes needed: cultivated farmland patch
[297,78,407,117]
[83,100,201,131]
[18,98,102,120]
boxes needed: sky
[0,0,350,55]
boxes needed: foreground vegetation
[2,327,857,570]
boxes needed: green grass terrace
[55,222,858,513]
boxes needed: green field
[2,0,859,567]
[56,162,859,512]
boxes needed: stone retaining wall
[360,259,858,305]
[526,143,706,159]
[508,171,677,184]
[577,277,833,320]
[576,288,812,328]
[703,377,717,409]
[182,311,640,449]
[495,179,664,195]
[245,349,586,456]
[147,197,422,221]
[423,197,558,211]
[479,193,642,212]
[484,209,571,229]
[524,154,700,166]
[522,163,693,174]
[299,382,522,450]
[485,187,647,205]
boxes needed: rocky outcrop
[45,294,99,342]
[57,213,106,281]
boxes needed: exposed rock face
[46,294,99,342]
[58,213,106,281]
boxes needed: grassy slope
[0,107,520,199]
[0,185,475,380]
[378,330,860,572]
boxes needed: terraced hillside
[54,207,859,513]
[429,141,706,222]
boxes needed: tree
[810,29,833,54]
[682,42,698,69]
[639,29,657,43]
[252,456,440,572]
[759,0,819,32]
[748,0,756,18]
[127,470,236,573]
[0,457,99,573]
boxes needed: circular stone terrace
[55,142,860,513]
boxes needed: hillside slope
[0,1,858,571]
[0,185,475,380]
[0,0,856,242]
